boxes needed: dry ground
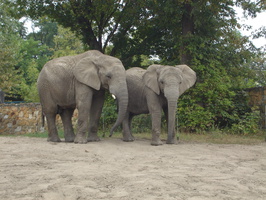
[0,136,265,200]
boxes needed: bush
[99,94,118,131]
[178,102,215,132]
[230,109,261,135]
[131,114,152,133]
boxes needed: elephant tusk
[111,94,116,99]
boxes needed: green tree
[7,0,160,67]
[51,25,84,58]
[125,0,264,131]
[172,1,265,131]
[15,35,50,102]
[18,60,40,102]
[27,17,58,48]
[17,23,84,102]
[9,1,143,52]
[0,0,23,100]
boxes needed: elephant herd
[37,50,196,146]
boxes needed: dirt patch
[0,136,265,200]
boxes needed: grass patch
[0,130,64,139]
[177,131,265,145]
[23,132,49,138]
[1,130,265,145]
[29,130,65,138]
[110,131,265,145]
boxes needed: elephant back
[126,67,146,79]
[126,67,146,89]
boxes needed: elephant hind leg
[60,108,75,142]
[46,113,61,142]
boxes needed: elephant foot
[151,139,163,146]
[122,131,135,142]
[65,137,75,143]
[123,136,135,142]
[47,136,61,143]
[74,135,87,144]
[87,135,100,142]
[64,133,75,143]
[166,138,177,144]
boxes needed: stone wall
[0,103,43,134]
[0,103,78,135]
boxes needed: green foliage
[27,17,58,48]
[230,109,260,135]
[99,93,118,131]
[9,0,146,54]
[0,1,24,99]
[1,2,85,102]
[178,99,215,132]
[51,25,84,58]
[17,38,50,73]
[18,60,40,102]
[172,2,264,132]
[131,114,152,134]
[12,35,50,101]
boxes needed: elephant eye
[160,80,164,84]
[106,74,112,79]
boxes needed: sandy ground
[0,136,265,200]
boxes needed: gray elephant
[114,64,196,145]
[37,50,128,144]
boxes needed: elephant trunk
[164,81,179,144]
[109,85,128,136]
[166,99,178,144]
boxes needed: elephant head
[73,51,128,134]
[143,64,196,144]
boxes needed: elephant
[37,50,128,144]
[113,64,196,146]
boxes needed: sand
[0,136,265,200]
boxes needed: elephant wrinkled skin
[118,64,196,146]
[37,50,128,144]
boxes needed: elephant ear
[175,65,196,95]
[73,57,101,90]
[143,64,162,95]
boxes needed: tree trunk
[180,2,194,65]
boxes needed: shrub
[230,108,261,135]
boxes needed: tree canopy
[7,0,265,65]
[0,0,23,99]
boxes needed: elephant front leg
[150,111,163,146]
[87,91,105,142]
[75,114,89,144]
[166,129,177,144]
[75,92,93,144]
